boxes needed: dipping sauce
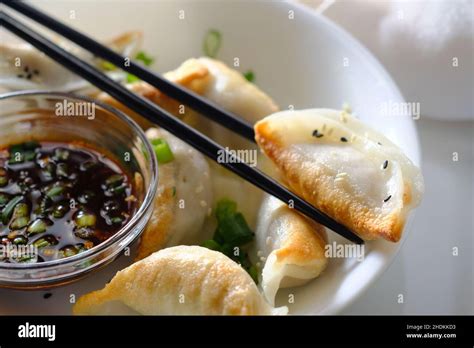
[0,141,136,263]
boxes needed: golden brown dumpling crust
[73,246,286,315]
[254,111,423,243]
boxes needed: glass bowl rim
[0,90,158,270]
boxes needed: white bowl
[0,0,421,314]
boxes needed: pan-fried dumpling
[254,108,424,242]
[255,196,328,305]
[73,246,287,315]
[135,128,213,260]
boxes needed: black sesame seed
[24,66,29,73]
[33,69,40,75]
[17,74,24,78]
[43,292,52,299]
[378,142,382,146]
[312,129,324,138]
[340,137,348,142]
[383,195,392,203]
[382,160,388,169]
[26,73,33,80]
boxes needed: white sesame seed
[266,237,272,246]
[195,184,204,193]
[257,250,263,257]
[199,200,207,207]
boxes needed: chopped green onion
[75,211,97,228]
[151,138,174,164]
[54,148,70,161]
[12,235,27,245]
[110,216,123,225]
[202,239,221,251]
[74,227,96,240]
[59,245,78,258]
[135,51,154,66]
[33,235,58,249]
[203,29,221,58]
[10,216,30,230]
[243,70,255,82]
[27,218,52,235]
[1,196,23,225]
[13,203,29,218]
[24,151,36,162]
[215,199,237,221]
[126,73,140,83]
[100,60,116,71]
[105,174,124,187]
[46,185,65,198]
[52,202,69,218]
[8,152,24,164]
[56,163,69,177]
[0,193,10,207]
[0,171,8,187]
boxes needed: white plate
[0,0,421,315]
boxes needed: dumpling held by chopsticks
[254,109,424,242]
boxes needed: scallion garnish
[202,199,258,283]
[203,29,221,58]
[243,70,255,82]
[1,196,23,225]
[135,51,154,66]
[151,138,174,164]
[125,51,154,83]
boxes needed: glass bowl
[0,91,158,289]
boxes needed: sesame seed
[260,256,266,262]
[382,160,388,169]
[257,250,263,257]
[312,129,324,138]
[340,137,348,142]
[199,200,207,207]
[265,236,272,246]
[195,184,204,193]
[384,195,392,203]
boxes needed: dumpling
[0,31,142,94]
[73,246,287,315]
[97,58,209,130]
[136,128,212,260]
[255,196,328,305]
[254,108,424,242]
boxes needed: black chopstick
[4,0,256,142]
[0,11,363,245]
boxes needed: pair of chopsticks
[1,2,363,244]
